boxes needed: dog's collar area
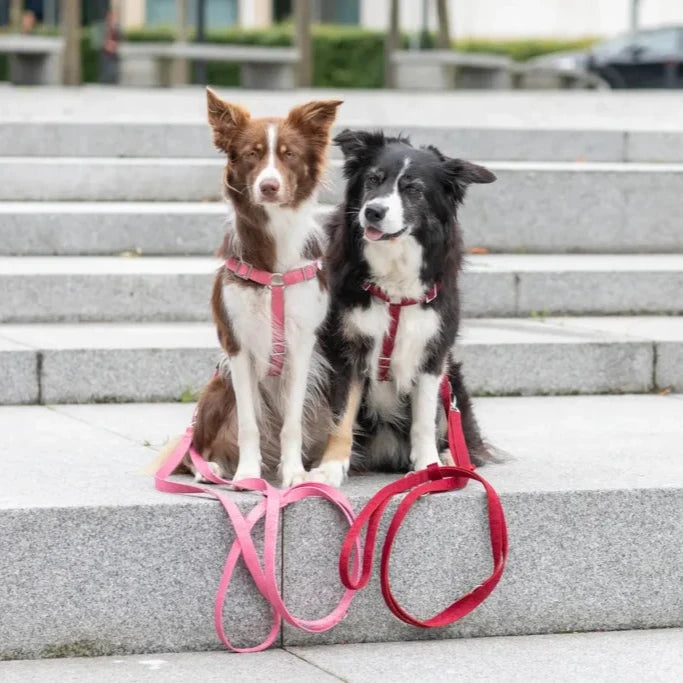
[224,256,322,376]
[361,281,441,306]
[361,280,441,381]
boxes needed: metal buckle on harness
[424,285,439,303]
[234,261,253,281]
[269,273,284,287]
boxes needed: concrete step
[1,121,670,163]
[1,631,681,682]
[3,87,683,162]
[3,200,682,256]
[1,395,681,658]
[2,161,681,253]
[1,316,681,404]
[0,202,228,256]
[1,255,683,323]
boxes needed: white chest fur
[222,275,328,380]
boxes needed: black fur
[321,130,496,471]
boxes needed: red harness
[225,256,322,376]
[362,280,441,382]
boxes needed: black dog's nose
[364,204,387,224]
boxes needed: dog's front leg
[229,351,262,482]
[409,372,442,471]
[279,332,316,487]
[306,376,363,487]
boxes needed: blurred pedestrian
[98,7,121,84]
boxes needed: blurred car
[527,26,683,88]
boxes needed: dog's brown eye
[284,150,296,159]
[245,150,258,160]
[366,175,380,188]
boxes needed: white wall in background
[361,0,683,39]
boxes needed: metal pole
[60,0,82,85]
[294,0,312,87]
[436,0,450,49]
[195,0,207,84]
[384,0,399,88]
[630,0,641,33]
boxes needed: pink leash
[155,422,360,652]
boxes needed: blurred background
[1,0,682,89]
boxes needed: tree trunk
[384,0,400,88]
[294,0,312,87]
[60,0,82,85]
[436,0,451,49]
[10,0,24,31]
[171,0,189,86]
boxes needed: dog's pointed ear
[287,99,342,148]
[333,129,386,177]
[206,87,250,154]
[441,158,496,199]
[287,99,342,131]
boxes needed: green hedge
[0,25,596,87]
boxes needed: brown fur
[169,90,341,482]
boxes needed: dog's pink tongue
[365,226,384,241]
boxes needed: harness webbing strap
[362,280,441,382]
[225,257,322,377]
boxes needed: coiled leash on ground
[339,375,508,627]
[154,374,507,649]
[155,421,361,653]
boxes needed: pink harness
[224,256,322,377]
[155,420,361,652]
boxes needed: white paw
[303,460,348,488]
[439,449,455,466]
[410,449,441,472]
[280,462,307,488]
[193,461,226,483]
[232,460,262,485]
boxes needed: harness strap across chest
[362,280,441,382]
[225,256,322,376]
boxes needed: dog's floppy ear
[206,87,250,154]
[333,129,385,177]
[441,158,496,198]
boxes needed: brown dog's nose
[259,179,280,197]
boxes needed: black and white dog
[306,130,496,487]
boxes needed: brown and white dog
[173,90,342,486]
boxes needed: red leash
[343,279,509,627]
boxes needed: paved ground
[2,85,683,129]
[1,629,681,682]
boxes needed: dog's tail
[447,361,504,466]
[144,434,191,476]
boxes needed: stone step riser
[2,202,683,255]
[2,267,682,322]
[3,485,679,658]
[2,162,681,253]
[0,335,673,405]
[2,123,682,162]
